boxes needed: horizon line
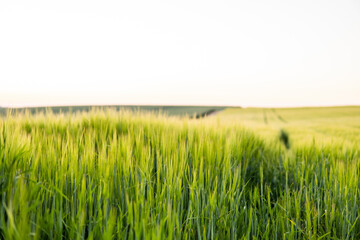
[1,103,359,109]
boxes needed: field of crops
[218,106,360,148]
[0,106,227,118]
[1,107,359,239]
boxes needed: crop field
[0,107,360,239]
[217,106,360,148]
[0,106,227,118]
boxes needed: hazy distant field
[0,105,227,118]
[1,106,359,239]
[215,106,360,149]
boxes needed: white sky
[1,0,360,107]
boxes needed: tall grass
[0,109,359,239]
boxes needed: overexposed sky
[1,0,360,107]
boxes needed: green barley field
[1,106,360,239]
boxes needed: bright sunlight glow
[1,0,360,107]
